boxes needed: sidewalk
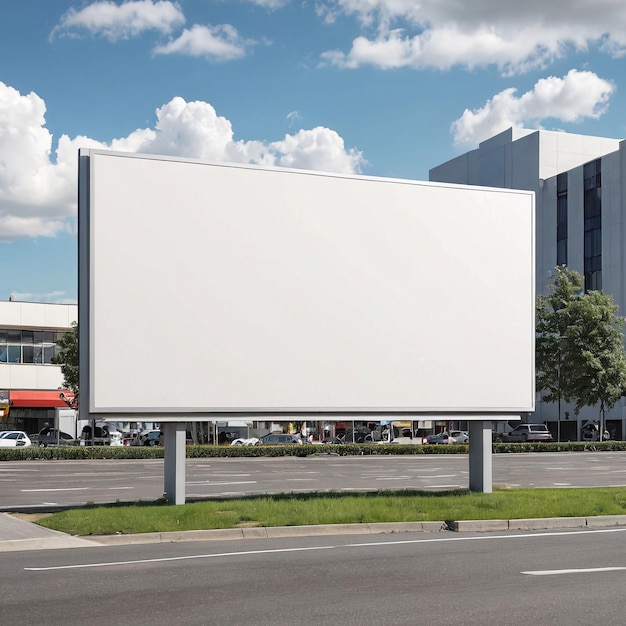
[0,513,99,552]
[3,511,626,553]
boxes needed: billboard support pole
[163,422,186,504]
[468,421,493,493]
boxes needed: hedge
[1,440,626,461]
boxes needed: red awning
[9,390,76,408]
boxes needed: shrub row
[2,440,626,461]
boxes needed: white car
[230,437,260,446]
[0,430,32,447]
[448,430,469,444]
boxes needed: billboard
[79,150,534,419]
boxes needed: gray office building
[430,127,626,440]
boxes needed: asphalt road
[4,525,626,625]
[2,451,626,510]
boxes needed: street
[3,525,626,624]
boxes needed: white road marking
[186,481,257,486]
[423,485,462,489]
[523,566,626,576]
[552,483,571,486]
[21,488,89,492]
[348,527,626,548]
[25,545,337,571]
[24,527,626,573]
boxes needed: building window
[0,329,64,365]
[556,172,568,266]
[583,159,602,292]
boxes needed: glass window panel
[7,329,20,343]
[0,330,6,343]
[32,346,43,364]
[22,346,34,363]
[33,331,43,343]
[21,330,34,344]
[557,239,567,266]
[42,331,55,343]
[43,345,56,364]
[7,346,21,363]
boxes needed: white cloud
[246,0,291,8]
[51,0,185,41]
[451,70,616,146]
[153,24,250,60]
[0,84,365,242]
[319,0,626,74]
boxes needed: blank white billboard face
[80,151,534,417]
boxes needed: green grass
[36,487,626,536]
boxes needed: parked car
[29,428,79,448]
[130,429,163,446]
[426,432,451,444]
[230,437,260,446]
[259,433,303,445]
[502,424,554,443]
[581,421,610,442]
[80,424,124,446]
[448,430,469,444]
[0,430,32,447]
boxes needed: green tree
[563,290,626,437]
[53,322,79,395]
[536,266,626,441]
[535,266,582,428]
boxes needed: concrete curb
[87,515,626,546]
[446,514,626,533]
[90,521,445,545]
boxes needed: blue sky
[2,0,626,303]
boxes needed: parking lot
[2,451,626,511]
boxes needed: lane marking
[21,488,89,492]
[186,481,257,487]
[25,527,626,573]
[25,545,337,571]
[523,566,626,576]
[423,485,462,489]
[347,527,626,548]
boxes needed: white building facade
[430,127,626,440]
[0,300,78,435]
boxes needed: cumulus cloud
[51,0,185,41]
[319,0,626,74]
[153,24,251,60]
[0,83,364,242]
[246,0,291,8]
[451,70,616,146]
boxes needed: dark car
[129,429,163,446]
[426,433,451,444]
[259,433,303,445]
[29,428,79,448]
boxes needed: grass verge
[36,487,626,536]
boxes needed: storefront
[1,389,76,436]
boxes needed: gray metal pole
[468,421,493,493]
[163,422,186,504]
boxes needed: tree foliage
[536,266,626,420]
[535,266,583,411]
[53,322,79,394]
[564,290,626,416]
